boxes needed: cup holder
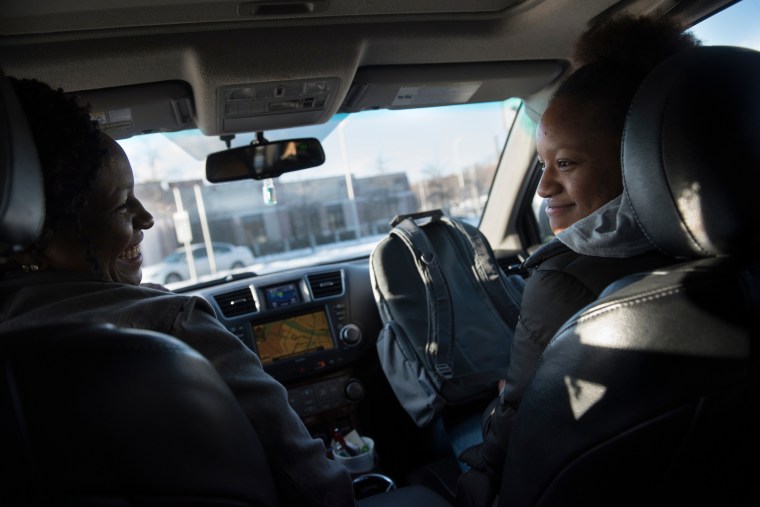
[352,473,396,499]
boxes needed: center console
[201,264,380,436]
[193,262,412,494]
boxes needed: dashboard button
[344,379,365,402]
[339,324,362,346]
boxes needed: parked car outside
[142,242,255,285]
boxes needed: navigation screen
[265,283,301,309]
[253,310,334,365]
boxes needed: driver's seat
[1,323,281,506]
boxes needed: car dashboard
[186,259,384,442]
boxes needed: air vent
[307,271,343,299]
[213,287,257,318]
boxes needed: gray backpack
[369,210,524,427]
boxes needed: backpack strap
[390,218,455,379]
[442,216,522,328]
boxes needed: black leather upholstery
[623,46,760,258]
[0,70,44,256]
[498,46,759,506]
[1,324,280,506]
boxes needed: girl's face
[44,135,154,285]
[536,98,623,234]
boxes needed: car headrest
[0,69,45,256]
[623,46,760,259]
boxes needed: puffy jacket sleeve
[169,296,356,507]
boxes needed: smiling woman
[529,0,760,243]
[535,98,622,234]
[0,78,151,282]
[0,75,357,507]
[43,135,155,286]
[456,16,700,502]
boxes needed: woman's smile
[118,242,143,263]
[544,202,575,217]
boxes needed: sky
[293,102,516,184]
[688,0,760,50]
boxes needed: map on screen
[253,310,334,365]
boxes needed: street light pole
[171,185,197,281]
[454,135,466,192]
[338,118,362,239]
[193,183,217,275]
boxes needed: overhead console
[339,61,565,112]
[217,77,341,133]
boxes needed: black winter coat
[468,239,675,482]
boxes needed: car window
[124,99,522,285]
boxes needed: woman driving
[0,77,357,507]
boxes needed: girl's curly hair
[571,14,701,71]
[8,77,107,269]
[553,15,701,137]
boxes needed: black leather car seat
[0,70,280,506]
[0,70,44,254]
[498,46,760,506]
[1,324,281,506]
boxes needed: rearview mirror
[206,138,325,183]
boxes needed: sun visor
[67,81,195,140]
[340,61,565,112]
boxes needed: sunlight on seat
[564,375,607,420]
[577,316,748,358]
[676,181,707,243]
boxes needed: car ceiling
[0,0,735,137]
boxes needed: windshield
[123,99,521,287]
